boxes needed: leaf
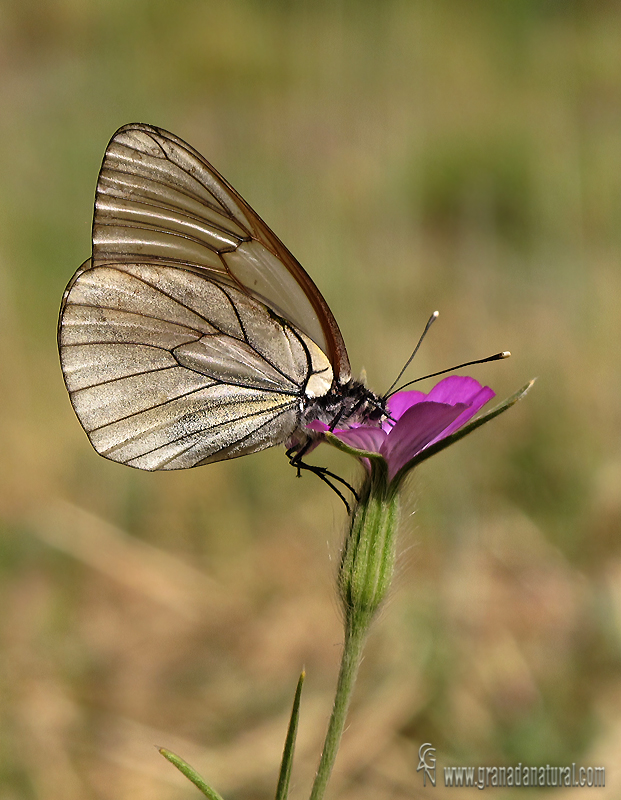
[159,748,225,800]
[275,671,305,800]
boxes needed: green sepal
[390,379,536,487]
[321,431,384,463]
[159,748,225,800]
[274,671,305,800]
[338,462,399,621]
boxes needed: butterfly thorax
[301,378,386,432]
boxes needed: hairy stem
[308,609,371,800]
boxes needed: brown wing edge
[57,258,92,354]
[57,258,93,438]
[97,123,352,384]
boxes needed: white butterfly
[58,124,384,473]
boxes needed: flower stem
[308,608,372,800]
[309,463,399,799]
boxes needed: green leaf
[275,671,305,800]
[159,748,225,800]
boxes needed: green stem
[309,463,399,799]
[308,609,372,800]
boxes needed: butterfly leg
[290,459,353,514]
[286,442,359,498]
[285,444,360,513]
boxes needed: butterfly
[58,124,385,486]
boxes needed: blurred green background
[1,1,620,798]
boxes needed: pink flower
[312,376,495,482]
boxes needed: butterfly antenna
[383,311,439,398]
[386,351,511,398]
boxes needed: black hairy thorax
[301,378,387,433]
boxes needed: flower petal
[386,390,427,423]
[426,380,495,444]
[426,375,492,406]
[306,420,329,433]
[308,376,496,484]
[331,426,387,453]
[381,401,467,480]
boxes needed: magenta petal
[427,375,492,405]
[332,426,387,453]
[426,385,495,445]
[387,390,427,422]
[306,420,330,433]
[307,374,495,482]
[381,401,467,480]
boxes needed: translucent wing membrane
[59,260,333,470]
[93,124,351,381]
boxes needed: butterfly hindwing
[59,260,333,470]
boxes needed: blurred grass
[1,0,621,797]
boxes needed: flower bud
[338,462,400,625]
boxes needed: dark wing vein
[84,383,220,434]
[119,398,296,465]
[64,302,205,336]
[91,124,351,378]
[62,339,177,352]
[98,191,250,244]
[70,271,308,388]
[100,167,235,222]
[68,363,177,392]
[113,267,232,337]
[95,218,241,255]
[164,406,296,470]
[149,137,238,223]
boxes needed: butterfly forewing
[59,260,333,470]
[93,124,351,381]
[58,123,358,471]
